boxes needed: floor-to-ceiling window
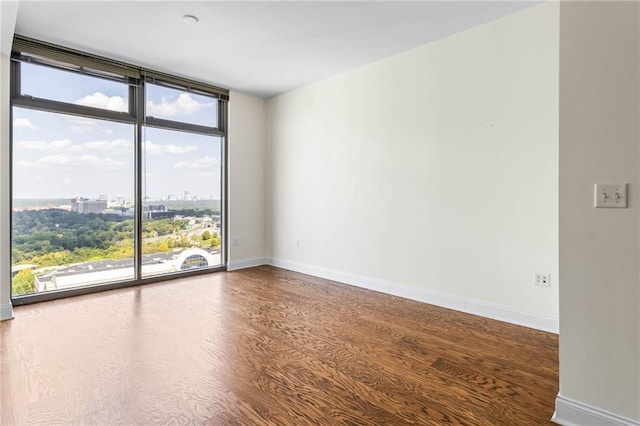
[10,37,227,301]
[141,79,224,278]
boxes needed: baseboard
[227,257,268,271]
[553,395,639,426]
[0,302,14,321]
[267,258,559,333]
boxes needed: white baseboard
[553,395,639,426]
[0,302,14,321]
[267,257,559,333]
[227,257,268,271]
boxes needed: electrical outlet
[534,273,551,287]
[296,239,300,249]
[233,239,238,247]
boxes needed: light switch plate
[594,183,628,208]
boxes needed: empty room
[0,1,638,425]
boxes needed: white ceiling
[14,1,537,98]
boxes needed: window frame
[10,35,229,305]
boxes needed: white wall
[227,90,268,269]
[0,1,19,55]
[555,1,640,424]
[266,3,559,330]
[0,54,12,320]
[0,0,18,321]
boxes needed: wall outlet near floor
[534,273,551,287]
[233,239,239,247]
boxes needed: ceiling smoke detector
[183,15,199,24]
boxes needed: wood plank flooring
[0,266,558,425]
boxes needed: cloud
[66,116,98,126]
[35,154,124,168]
[49,139,73,150]
[144,141,198,156]
[147,93,212,118]
[15,141,47,150]
[16,139,73,151]
[15,138,133,156]
[65,116,99,134]
[63,177,75,185]
[173,156,218,169]
[13,118,37,130]
[15,160,42,170]
[15,150,125,170]
[198,172,218,178]
[37,154,72,166]
[71,125,94,134]
[77,155,124,168]
[19,138,192,156]
[75,92,128,112]
[83,139,132,153]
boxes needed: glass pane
[11,107,135,295]
[21,62,129,112]
[142,126,222,278]
[146,83,218,127]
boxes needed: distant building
[143,204,172,219]
[108,196,132,209]
[99,209,122,215]
[71,197,108,214]
[33,248,219,292]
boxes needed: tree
[12,269,35,296]
[201,231,212,240]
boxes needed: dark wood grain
[0,265,558,425]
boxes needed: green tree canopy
[12,269,35,296]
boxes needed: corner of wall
[1,1,18,319]
[264,96,275,261]
[227,90,269,270]
[0,54,13,320]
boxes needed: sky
[12,63,222,201]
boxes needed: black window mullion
[134,80,144,281]
[219,100,228,134]
[10,60,20,99]
[12,95,136,124]
[220,100,228,268]
[143,116,225,137]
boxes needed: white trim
[227,257,268,271]
[0,302,14,321]
[267,257,559,333]
[553,395,639,426]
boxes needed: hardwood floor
[0,266,558,425]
